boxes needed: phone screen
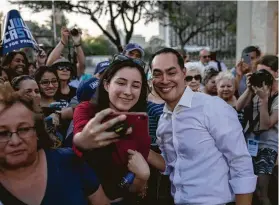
[242,53,251,65]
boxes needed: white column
[236,1,278,60]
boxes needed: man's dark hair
[258,55,278,72]
[149,47,185,70]
[242,46,261,57]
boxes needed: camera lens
[70,28,79,36]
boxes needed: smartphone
[242,53,251,65]
[102,112,149,138]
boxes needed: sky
[0,0,159,41]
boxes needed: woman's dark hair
[34,66,60,96]
[0,82,53,149]
[149,47,185,70]
[257,55,278,72]
[11,75,36,91]
[95,60,148,113]
[0,66,12,82]
[1,51,29,75]
[203,68,219,85]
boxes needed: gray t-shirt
[245,95,278,152]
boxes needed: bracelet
[60,40,66,46]
[137,184,148,199]
[74,44,81,47]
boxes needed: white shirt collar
[163,86,194,114]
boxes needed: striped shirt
[147,101,164,144]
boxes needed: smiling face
[217,78,235,101]
[39,72,59,98]
[10,54,26,75]
[151,52,186,110]
[104,67,142,112]
[185,69,201,92]
[19,79,41,107]
[56,66,71,81]
[0,102,37,169]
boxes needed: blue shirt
[42,148,100,205]
[147,101,164,145]
[231,67,247,96]
[157,87,257,204]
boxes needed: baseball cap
[123,43,144,58]
[76,77,100,102]
[94,60,110,75]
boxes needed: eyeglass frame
[0,126,35,143]
[39,79,59,86]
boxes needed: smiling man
[147,48,257,205]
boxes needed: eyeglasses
[0,127,35,143]
[202,55,210,59]
[112,54,146,69]
[40,79,59,86]
[185,75,202,82]
[57,66,71,71]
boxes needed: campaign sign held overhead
[1,9,39,55]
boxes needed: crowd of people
[0,27,278,205]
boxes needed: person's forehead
[0,103,33,125]
[42,72,56,79]
[14,54,24,59]
[113,66,142,82]
[200,50,210,56]
[152,53,180,70]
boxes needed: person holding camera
[46,27,86,88]
[236,55,278,205]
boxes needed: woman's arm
[46,27,69,66]
[88,185,111,205]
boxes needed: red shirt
[73,101,151,199]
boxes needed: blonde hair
[215,71,235,86]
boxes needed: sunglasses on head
[57,66,71,71]
[112,54,145,69]
[185,75,202,82]
[40,79,59,86]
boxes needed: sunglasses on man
[112,54,146,69]
[185,74,202,82]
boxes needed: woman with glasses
[185,66,203,92]
[73,55,150,204]
[34,66,74,144]
[51,58,77,102]
[0,83,110,205]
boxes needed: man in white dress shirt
[147,47,257,205]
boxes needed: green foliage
[82,36,117,56]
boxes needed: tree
[9,0,151,52]
[82,35,117,56]
[146,1,237,55]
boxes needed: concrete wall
[236,1,278,60]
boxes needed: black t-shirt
[55,86,77,102]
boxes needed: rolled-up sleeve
[204,97,257,194]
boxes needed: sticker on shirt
[247,137,259,157]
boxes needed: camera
[70,28,79,36]
[249,69,273,87]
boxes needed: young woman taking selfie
[73,55,151,204]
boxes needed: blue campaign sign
[1,9,39,55]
